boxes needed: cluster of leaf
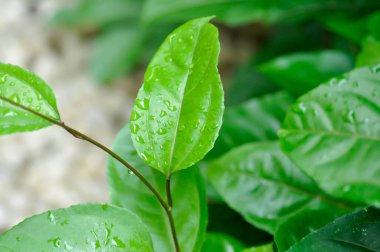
[52,0,380,84]
[0,5,380,252]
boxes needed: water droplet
[343,110,355,123]
[294,102,307,114]
[101,204,108,211]
[16,236,21,242]
[111,237,126,248]
[9,94,20,103]
[140,152,149,161]
[131,111,141,121]
[0,74,8,83]
[9,82,15,86]
[212,123,219,129]
[128,170,134,175]
[131,124,140,134]
[370,63,380,73]
[48,211,56,223]
[168,105,177,112]
[135,98,149,110]
[48,237,62,248]
[135,136,144,143]
[157,128,167,135]
[352,81,359,87]
[159,110,167,117]
[27,97,33,103]
[337,79,347,87]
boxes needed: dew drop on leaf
[131,111,141,121]
[135,98,149,110]
[131,124,140,134]
[370,63,380,74]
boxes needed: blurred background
[0,0,379,241]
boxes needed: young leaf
[108,124,207,252]
[201,233,245,252]
[288,207,380,252]
[207,91,294,159]
[0,204,154,251]
[0,63,60,134]
[90,25,144,83]
[207,141,354,234]
[130,17,224,175]
[279,65,380,206]
[258,50,354,96]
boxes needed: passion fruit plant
[0,16,380,252]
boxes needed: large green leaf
[201,233,245,252]
[142,0,380,26]
[90,25,144,83]
[130,17,224,175]
[259,50,354,96]
[207,92,294,159]
[0,204,153,251]
[0,63,60,134]
[51,0,142,28]
[279,65,380,206]
[207,141,354,234]
[108,124,207,252]
[288,207,380,252]
[275,208,355,251]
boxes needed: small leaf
[130,17,224,174]
[0,204,154,251]
[207,141,354,234]
[279,65,380,206]
[108,124,207,252]
[242,243,273,252]
[201,233,245,252]
[259,50,354,96]
[207,91,294,159]
[288,207,380,252]
[0,63,60,134]
[90,25,144,83]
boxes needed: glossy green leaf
[356,37,380,67]
[51,0,142,28]
[201,233,245,252]
[0,63,60,134]
[207,141,354,234]
[259,50,354,96]
[207,92,294,159]
[108,124,207,252]
[130,17,224,175]
[279,65,380,206]
[90,25,144,83]
[242,243,273,252]
[288,207,380,252]
[0,204,153,251]
[275,207,357,251]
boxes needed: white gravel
[0,0,139,232]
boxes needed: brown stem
[166,175,180,252]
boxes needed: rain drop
[159,110,167,117]
[131,124,140,134]
[128,170,134,175]
[157,128,167,135]
[135,98,149,110]
[131,111,141,121]
[343,110,355,123]
[135,136,145,143]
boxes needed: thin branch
[0,95,168,211]
[165,175,180,252]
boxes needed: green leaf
[279,65,380,206]
[90,25,144,83]
[207,141,354,234]
[288,207,380,252]
[108,124,207,252]
[130,17,224,175]
[275,207,356,251]
[0,204,153,251]
[242,243,273,252]
[201,233,245,252]
[0,63,60,134]
[51,0,142,28]
[207,92,294,159]
[259,50,354,96]
[356,37,380,67]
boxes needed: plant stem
[166,175,180,252]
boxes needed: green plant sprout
[0,16,380,252]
